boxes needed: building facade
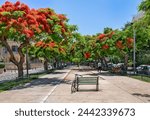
[0,41,43,70]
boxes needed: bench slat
[78,83,97,85]
[78,77,98,79]
[76,76,99,91]
[78,81,97,83]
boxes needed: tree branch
[1,36,18,66]
[18,43,28,64]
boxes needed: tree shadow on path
[11,76,72,91]
[132,93,150,98]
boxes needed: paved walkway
[0,66,149,103]
[0,68,70,103]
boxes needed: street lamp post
[133,28,136,74]
[132,12,144,74]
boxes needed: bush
[0,64,5,68]
[137,51,150,65]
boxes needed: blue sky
[0,0,142,35]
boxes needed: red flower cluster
[48,42,56,48]
[102,44,109,50]
[35,41,45,47]
[0,1,29,13]
[0,1,68,38]
[116,41,124,49]
[23,29,34,38]
[59,48,65,53]
[97,32,115,42]
[127,38,134,44]
[84,52,91,59]
[98,34,106,39]
[36,41,57,49]
[58,14,67,21]
[1,1,15,12]
[126,38,134,48]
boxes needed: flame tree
[32,24,78,70]
[70,29,134,72]
[0,1,72,77]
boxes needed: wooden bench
[71,74,99,93]
[77,76,99,91]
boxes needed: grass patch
[0,71,50,92]
[130,75,150,83]
[0,78,32,92]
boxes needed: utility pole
[133,29,136,74]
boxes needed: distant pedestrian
[97,62,102,73]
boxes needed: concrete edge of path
[40,69,71,103]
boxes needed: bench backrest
[77,76,99,85]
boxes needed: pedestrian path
[45,69,150,103]
[0,66,149,103]
[0,68,70,103]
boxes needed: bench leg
[77,83,80,91]
[96,85,98,91]
[96,80,99,91]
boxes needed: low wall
[4,63,43,70]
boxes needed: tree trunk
[103,57,108,68]
[54,58,59,69]
[44,60,48,71]
[77,62,80,67]
[53,62,57,69]
[17,64,24,78]
[1,36,27,78]
[18,43,26,78]
[124,54,128,74]
[100,58,104,69]
[59,62,62,68]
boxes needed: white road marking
[40,85,58,103]
[40,70,71,103]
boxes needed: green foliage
[103,27,113,34]
[12,11,25,18]
[139,0,150,12]
[0,63,5,68]
[67,25,78,32]
[137,51,150,65]
[72,58,81,63]
[53,25,62,34]
[1,12,11,16]
[50,15,59,22]
[47,19,54,25]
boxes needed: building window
[3,47,7,54]
[12,45,18,53]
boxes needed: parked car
[116,63,124,67]
[136,65,143,74]
[142,65,150,75]
[136,65,150,75]
[107,63,116,70]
